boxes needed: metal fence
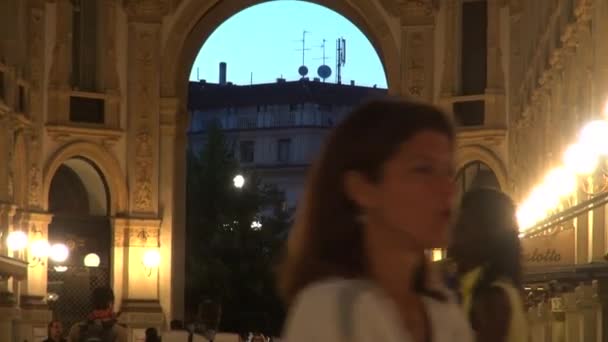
[47,266,111,332]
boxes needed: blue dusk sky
[189,0,388,88]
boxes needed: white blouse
[282,279,474,342]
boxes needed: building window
[461,0,487,95]
[240,141,254,163]
[69,96,104,124]
[277,139,291,163]
[453,100,485,126]
[71,0,98,91]
[238,116,256,129]
[289,104,298,112]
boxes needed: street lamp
[233,174,245,189]
[49,243,69,263]
[6,231,28,251]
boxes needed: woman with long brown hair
[278,99,472,342]
[449,188,527,342]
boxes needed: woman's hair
[276,98,454,303]
[450,188,523,288]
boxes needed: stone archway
[160,0,401,101]
[456,144,508,191]
[46,157,113,331]
[156,0,402,320]
[42,141,127,216]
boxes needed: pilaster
[13,210,52,342]
[399,0,436,101]
[112,217,162,302]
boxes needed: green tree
[186,122,291,336]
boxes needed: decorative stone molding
[113,217,161,247]
[42,141,128,214]
[404,31,426,97]
[134,130,153,211]
[46,124,124,147]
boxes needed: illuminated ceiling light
[580,120,608,155]
[563,143,599,175]
[30,240,50,258]
[233,174,245,188]
[83,253,100,268]
[49,243,69,263]
[7,231,28,251]
[142,250,161,269]
[53,266,68,272]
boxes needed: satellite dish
[298,65,308,77]
[317,65,332,80]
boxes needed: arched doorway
[455,160,501,199]
[160,0,399,323]
[46,158,112,330]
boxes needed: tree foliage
[185,122,291,336]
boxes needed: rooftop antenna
[295,30,310,78]
[197,67,200,81]
[315,39,332,82]
[336,38,346,84]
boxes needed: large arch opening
[169,0,396,336]
[46,157,112,331]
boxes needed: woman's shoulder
[283,279,403,341]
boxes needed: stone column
[159,97,184,321]
[399,1,436,101]
[14,210,52,342]
[113,217,163,339]
[120,0,169,333]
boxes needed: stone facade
[0,0,584,340]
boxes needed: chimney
[219,62,227,85]
[350,80,355,86]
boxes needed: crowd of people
[45,98,526,342]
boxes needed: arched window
[455,161,500,198]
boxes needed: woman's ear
[344,170,379,210]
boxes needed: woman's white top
[282,279,474,342]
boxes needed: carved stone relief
[405,32,426,97]
[28,166,40,207]
[134,130,153,211]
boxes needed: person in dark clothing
[67,287,127,342]
[42,320,67,342]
